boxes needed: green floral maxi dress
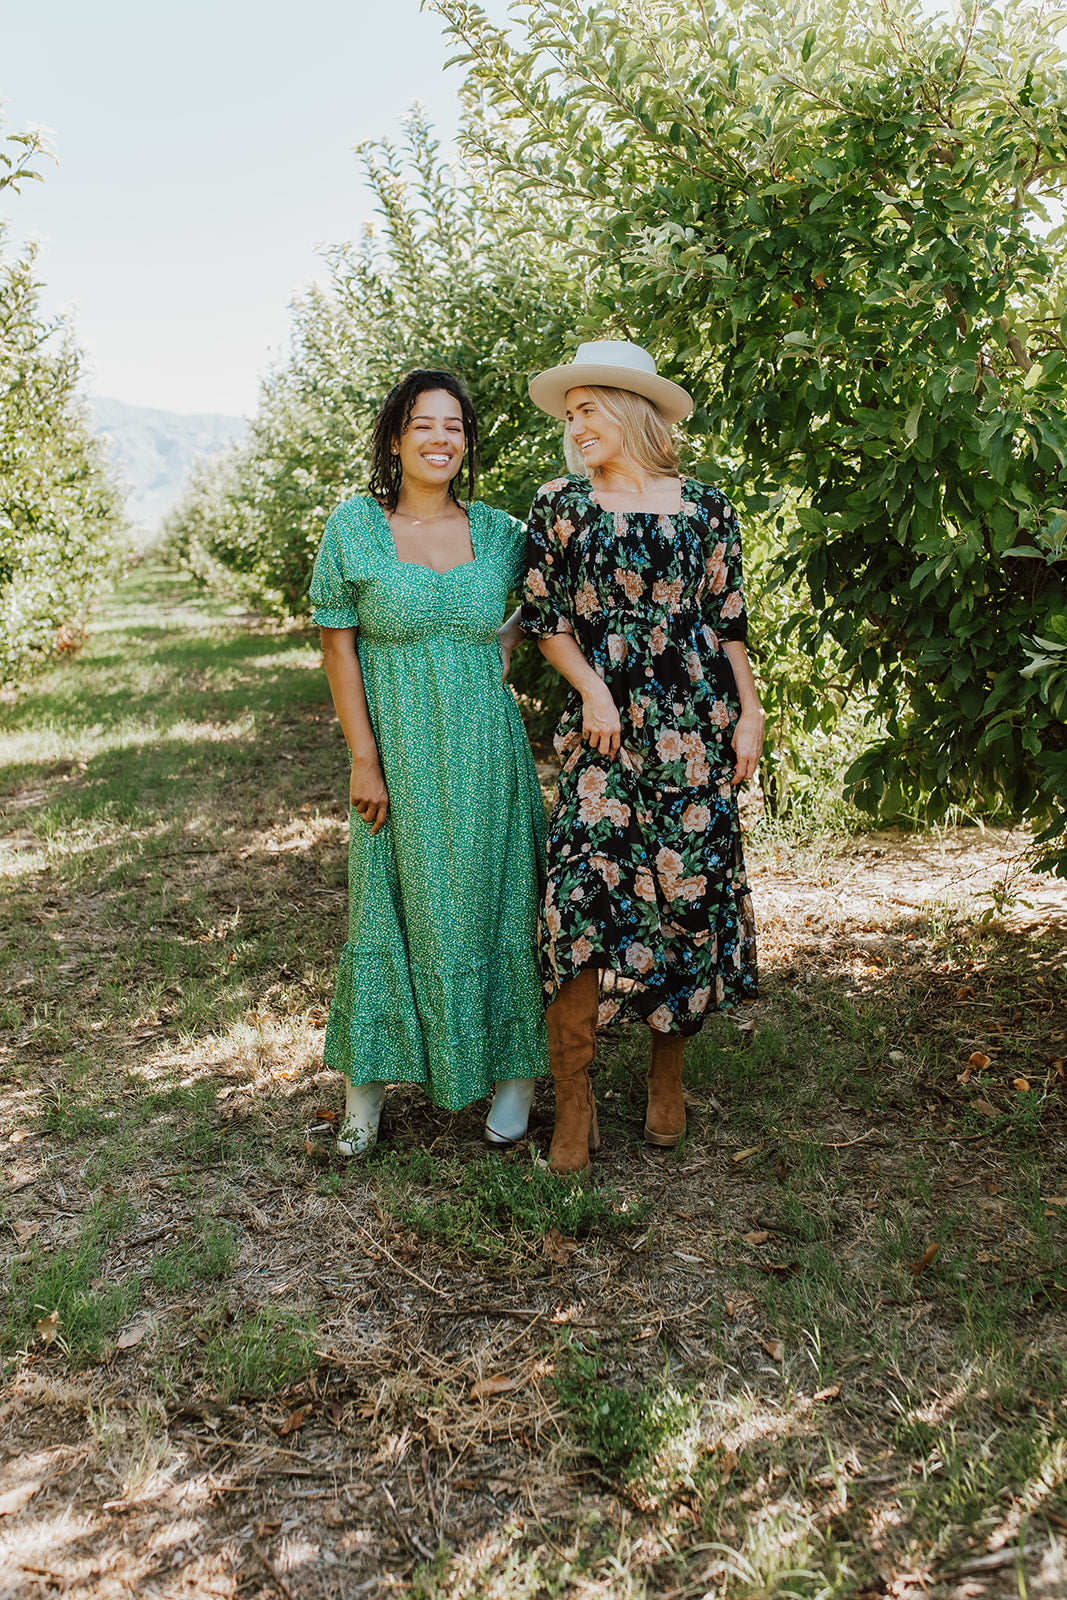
[520,475,758,1037]
[310,495,549,1109]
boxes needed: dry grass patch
[1,566,1066,1598]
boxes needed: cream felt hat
[528,339,693,423]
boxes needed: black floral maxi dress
[520,474,758,1036]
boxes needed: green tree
[0,120,126,683]
[432,0,1067,869]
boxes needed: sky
[1,0,508,417]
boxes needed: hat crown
[572,340,658,377]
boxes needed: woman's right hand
[581,683,622,759]
[350,755,389,834]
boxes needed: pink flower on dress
[615,568,642,603]
[570,887,585,901]
[709,699,732,729]
[526,568,548,598]
[607,634,628,664]
[572,934,594,964]
[686,651,704,682]
[686,753,711,785]
[577,767,608,801]
[678,874,707,902]
[575,581,600,619]
[634,866,657,902]
[539,478,568,494]
[689,986,712,1014]
[605,799,631,828]
[597,998,621,1026]
[656,729,684,763]
[553,516,575,545]
[626,943,655,975]
[682,802,711,833]
[655,846,684,879]
[720,589,744,621]
[652,577,684,611]
[680,500,697,516]
[545,903,562,938]
[579,795,609,825]
[650,625,667,655]
[648,1005,674,1032]
[630,700,646,729]
[706,541,727,595]
[591,855,621,889]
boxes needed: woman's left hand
[731,708,766,785]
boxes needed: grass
[1,565,1066,1598]
[5,1197,140,1366]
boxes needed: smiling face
[565,386,626,474]
[394,389,466,490]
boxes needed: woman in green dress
[310,369,549,1156]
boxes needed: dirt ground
[2,771,1066,1597]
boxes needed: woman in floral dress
[521,341,763,1174]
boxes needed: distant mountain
[90,396,246,540]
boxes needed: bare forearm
[498,606,525,653]
[722,640,764,717]
[538,632,605,698]
[538,632,621,758]
[722,640,765,784]
[319,628,379,762]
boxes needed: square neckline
[373,497,479,578]
[586,476,696,518]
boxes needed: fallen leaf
[8,1130,28,1145]
[11,1220,39,1244]
[35,1311,59,1348]
[1014,1078,1031,1093]
[762,1339,784,1361]
[813,270,827,289]
[968,1051,992,1071]
[717,1445,738,1482]
[0,1481,41,1516]
[116,1325,146,1350]
[1043,1196,1067,1207]
[741,1230,770,1246]
[813,1384,841,1402]
[912,1242,940,1276]
[303,1138,328,1162]
[1049,1058,1065,1081]
[542,1228,578,1264]
[974,1098,999,1118]
[956,986,975,1000]
[758,1261,801,1279]
[275,1407,308,1437]
[956,1066,974,1084]
[469,1373,524,1400]
[731,1145,763,1163]
[313,1106,338,1123]
[328,1402,344,1425]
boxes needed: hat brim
[528,362,693,424]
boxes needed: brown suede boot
[644,1029,686,1147]
[546,968,601,1175]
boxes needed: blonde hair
[562,384,681,479]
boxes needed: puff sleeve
[309,503,362,629]
[519,482,576,640]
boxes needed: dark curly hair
[367,369,480,511]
